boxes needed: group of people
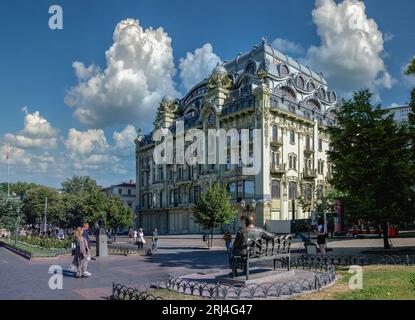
[130,228,159,251]
[71,223,93,278]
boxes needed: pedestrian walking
[152,228,159,251]
[137,228,145,251]
[71,227,90,278]
[133,229,138,244]
[315,218,326,257]
[222,230,232,253]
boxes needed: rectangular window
[271,180,280,199]
[318,138,323,152]
[194,186,200,203]
[244,181,255,199]
[272,125,278,142]
[290,130,295,144]
[306,135,310,150]
[289,182,297,200]
[237,181,244,201]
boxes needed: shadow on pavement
[145,248,229,270]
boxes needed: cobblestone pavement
[1,236,414,300]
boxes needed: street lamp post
[14,207,20,246]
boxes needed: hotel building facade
[135,40,338,234]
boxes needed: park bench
[230,234,292,280]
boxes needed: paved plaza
[1,236,414,300]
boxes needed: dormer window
[245,62,256,75]
[297,76,305,89]
[319,88,326,100]
[279,64,289,77]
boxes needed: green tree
[0,182,39,198]
[61,176,133,232]
[0,191,23,232]
[192,183,237,248]
[328,90,415,249]
[22,186,63,227]
[61,176,98,194]
[105,196,133,241]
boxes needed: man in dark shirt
[231,215,276,257]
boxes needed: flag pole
[7,144,10,198]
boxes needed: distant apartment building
[103,181,138,212]
[386,105,411,123]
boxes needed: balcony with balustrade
[303,168,317,179]
[271,163,287,175]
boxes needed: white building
[135,39,338,234]
[103,181,138,212]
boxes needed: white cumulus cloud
[65,18,179,129]
[179,43,222,91]
[113,124,137,156]
[305,0,395,94]
[272,38,305,55]
[4,110,59,149]
[64,128,109,156]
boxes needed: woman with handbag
[70,227,90,278]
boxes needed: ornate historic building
[135,39,338,234]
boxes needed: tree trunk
[383,221,391,249]
[210,227,214,249]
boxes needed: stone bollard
[96,227,108,257]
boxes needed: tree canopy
[192,183,237,248]
[0,177,133,232]
[328,89,415,248]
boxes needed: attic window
[297,76,305,89]
[280,65,289,76]
[246,62,255,75]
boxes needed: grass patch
[1,239,70,257]
[295,265,415,300]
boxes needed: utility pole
[44,197,48,234]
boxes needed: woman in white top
[133,230,138,244]
[137,228,145,250]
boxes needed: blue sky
[0,0,414,188]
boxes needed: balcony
[303,168,317,179]
[271,163,287,174]
[304,146,315,156]
[270,136,283,148]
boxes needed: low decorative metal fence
[111,259,336,300]
[295,254,415,266]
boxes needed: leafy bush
[17,236,74,249]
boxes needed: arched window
[271,180,281,199]
[297,76,305,89]
[280,64,289,76]
[330,91,337,102]
[281,86,296,101]
[308,99,321,111]
[289,182,297,200]
[304,183,312,201]
[308,81,316,91]
[319,88,326,100]
[245,62,256,75]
